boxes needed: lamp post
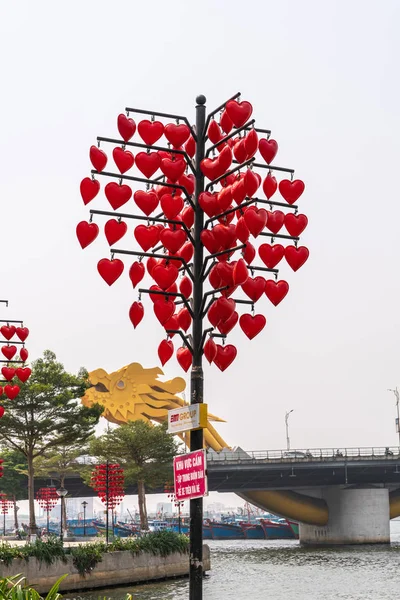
[388,388,400,446]
[56,487,68,542]
[285,409,294,451]
[82,501,88,536]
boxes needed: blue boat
[209,522,245,540]
[260,519,296,540]
[240,522,265,539]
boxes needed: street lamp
[82,501,88,536]
[388,388,400,446]
[285,410,294,450]
[56,487,68,542]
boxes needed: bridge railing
[206,447,400,463]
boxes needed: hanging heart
[259,139,278,164]
[259,244,285,268]
[178,173,195,196]
[16,327,29,342]
[0,406,4,418]
[177,307,192,332]
[177,241,194,263]
[217,186,233,213]
[1,325,16,340]
[213,223,237,250]
[181,206,194,229]
[185,136,196,158]
[149,285,165,303]
[243,207,268,237]
[89,146,108,172]
[97,258,124,286]
[285,213,308,237]
[129,262,145,288]
[220,110,233,134]
[154,299,176,325]
[176,347,192,372]
[16,367,31,383]
[80,178,100,205]
[138,120,164,145]
[236,217,250,243]
[152,263,179,290]
[1,367,15,381]
[113,147,134,174]
[244,129,259,158]
[20,347,29,362]
[134,224,160,251]
[265,280,289,306]
[76,221,99,249]
[244,169,260,197]
[199,192,219,217]
[179,276,192,299]
[266,211,285,234]
[203,337,217,364]
[105,182,132,210]
[135,152,161,178]
[239,314,266,340]
[160,229,187,254]
[1,345,17,360]
[263,173,278,199]
[279,179,305,204]
[164,315,180,336]
[207,301,222,327]
[160,158,186,183]
[225,100,253,127]
[217,311,239,335]
[232,178,247,204]
[160,194,184,219]
[104,219,127,246]
[200,230,221,254]
[164,123,191,147]
[133,190,159,216]
[158,339,174,366]
[233,138,248,163]
[242,241,256,264]
[214,344,237,371]
[214,297,236,322]
[4,385,20,400]
[285,246,309,271]
[208,120,223,146]
[215,262,235,287]
[117,114,136,141]
[147,257,158,276]
[129,301,144,328]
[233,259,249,286]
[242,276,266,302]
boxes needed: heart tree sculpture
[76,92,309,598]
[0,314,31,415]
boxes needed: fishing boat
[239,522,265,539]
[208,521,245,540]
[287,519,299,539]
[260,518,296,540]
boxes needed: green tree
[0,449,28,530]
[89,421,179,530]
[0,350,103,534]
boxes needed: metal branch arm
[205,119,256,156]
[138,288,194,319]
[205,158,255,190]
[125,106,197,142]
[204,91,241,134]
[110,248,194,281]
[166,330,194,354]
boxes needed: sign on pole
[173,449,207,501]
[168,404,208,434]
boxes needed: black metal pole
[106,461,109,545]
[189,94,206,600]
[83,504,86,536]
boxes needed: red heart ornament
[1,325,16,340]
[203,337,217,364]
[164,123,191,147]
[279,179,305,204]
[20,348,29,362]
[147,257,158,276]
[233,259,249,286]
[177,241,194,263]
[113,147,134,174]
[263,173,278,199]
[243,207,268,237]
[16,367,31,383]
[129,262,145,288]
[134,225,160,251]
[158,339,174,366]
[232,178,247,204]
[236,217,250,243]
[220,110,233,134]
[214,344,237,371]
[285,246,309,271]
[181,206,194,228]
[160,194,184,219]
[200,230,221,254]
[185,136,196,158]
[15,327,29,342]
[105,182,132,210]
[1,367,15,381]
[217,186,233,213]
[225,100,253,127]
[117,114,136,141]
[214,297,236,322]
[244,169,260,197]
[104,219,127,246]
[76,221,99,249]
[1,345,17,360]
[152,263,179,290]
[208,120,223,144]
[97,258,124,286]
[80,178,100,205]
[178,173,195,196]
[259,138,278,164]
[133,190,159,216]
[209,265,222,290]
[149,285,164,303]
[89,146,108,172]
[0,406,4,417]
[215,262,235,287]
[160,158,186,183]
[265,280,289,306]
[266,211,285,234]
[239,314,266,340]
[4,384,20,400]
[163,315,179,336]
[160,229,187,254]
[179,276,192,299]
[217,311,239,334]
[135,152,161,178]
[199,192,219,217]
[242,276,266,301]
[138,120,164,145]
[154,299,175,325]
[285,213,308,237]
[259,244,285,268]
[129,302,144,328]
[176,347,192,372]
[233,139,248,163]
[213,224,236,250]
[244,129,259,158]
[242,241,256,264]
[177,307,192,332]
[207,301,222,327]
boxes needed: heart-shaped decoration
[117,114,136,141]
[76,221,99,249]
[89,146,108,172]
[177,307,192,332]
[244,129,259,158]
[213,224,236,250]
[217,186,233,213]
[1,326,16,340]
[207,300,222,327]
[214,297,236,322]
[176,347,192,372]
[160,158,186,183]
[134,224,160,251]
[160,229,187,254]
[1,345,17,360]
[242,276,266,302]
[185,136,196,158]
[279,179,305,204]
[158,339,174,366]
[181,206,194,228]
[129,301,144,328]
[199,192,219,217]
[200,230,221,254]
[259,244,285,268]
[243,207,268,237]
[129,262,145,288]
[236,217,250,243]
[217,311,239,335]
[16,327,29,342]
[209,265,222,290]
[285,246,309,271]
[266,211,285,234]
[16,367,31,383]
[164,314,180,336]
[97,258,124,286]
[160,194,184,219]
[232,178,246,205]
[214,344,237,371]
[225,100,253,127]
[149,284,165,303]
[113,147,134,174]
[244,169,260,197]
[20,348,29,362]
[285,213,308,237]
[152,263,179,290]
[259,138,278,164]
[138,120,164,145]
[80,178,100,205]
[104,219,127,246]
[154,299,175,325]
[220,110,233,134]
[233,139,247,163]
[239,314,266,340]
[4,384,20,400]
[203,337,217,364]
[133,190,159,216]
[164,123,191,147]
[215,262,235,287]
[233,258,249,286]
[263,173,278,199]
[208,120,223,144]
[178,173,195,196]
[242,241,256,264]
[105,182,132,210]
[135,152,161,178]
[177,241,194,263]
[0,406,4,418]
[179,277,192,299]
[265,280,289,306]
[1,367,15,381]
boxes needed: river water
[71,522,400,600]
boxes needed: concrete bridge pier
[300,487,390,545]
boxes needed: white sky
[1,0,400,475]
